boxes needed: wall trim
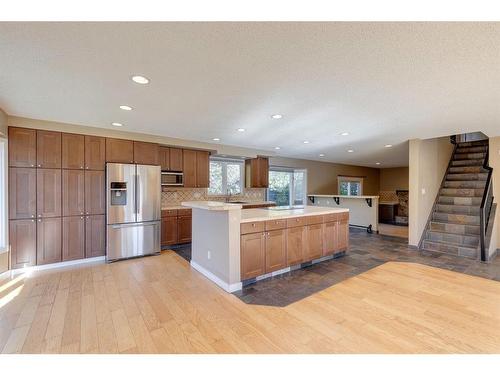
[190,260,242,292]
[8,256,105,276]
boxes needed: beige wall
[269,156,380,196]
[0,108,7,137]
[408,137,454,246]
[489,136,500,256]
[380,167,409,191]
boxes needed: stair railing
[480,146,494,262]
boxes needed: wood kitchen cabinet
[37,168,61,218]
[9,219,37,269]
[37,217,62,265]
[323,220,337,256]
[62,216,85,261]
[183,149,210,188]
[336,218,349,251]
[169,148,183,171]
[85,215,105,258]
[161,216,178,246]
[240,232,266,280]
[177,215,192,244]
[286,225,306,266]
[9,167,36,220]
[85,136,106,170]
[265,229,287,273]
[37,130,61,168]
[106,138,134,163]
[134,141,159,165]
[85,170,105,215]
[8,127,37,167]
[62,133,85,169]
[159,147,170,171]
[183,150,197,187]
[62,169,85,216]
[305,224,323,261]
[245,157,269,188]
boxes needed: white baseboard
[190,260,242,292]
[8,256,105,277]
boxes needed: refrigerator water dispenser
[110,182,127,205]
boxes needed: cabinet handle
[31,219,35,222]
[86,212,89,214]
[37,164,41,167]
[38,219,41,222]
[80,166,83,169]
[30,164,34,167]
[38,214,42,217]
[31,215,35,218]
[80,216,84,219]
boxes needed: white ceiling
[0,22,499,168]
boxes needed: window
[0,138,6,253]
[208,157,244,195]
[267,167,307,206]
[338,176,363,196]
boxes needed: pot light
[376,162,381,165]
[237,128,246,132]
[319,154,325,157]
[274,146,281,150]
[303,140,310,144]
[384,144,393,148]
[347,149,354,153]
[341,132,349,136]
[111,122,123,127]
[119,105,132,111]
[271,114,283,119]
[212,138,220,141]
[131,75,149,84]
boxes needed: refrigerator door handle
[136,173,141,215]
[111,222,159,229]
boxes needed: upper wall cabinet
[159,147,184,171]
[106,138,134,164]
[133,141,159,165]
[8,127,37,168]
[62,133,85,169]
[245,157,269,188]
[159,147,170,170]
[37,130,62,168]
[183,149,210,188]
[85,136,106,170]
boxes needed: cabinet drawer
[265,219,286,231]
[324,213,339,222]
[177,208,192,217]
[306,215,324,225]
[287,216,306,228]
[162,209,178,217]
[241,221,265,234]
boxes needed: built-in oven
[161,171,184,186]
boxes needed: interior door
[136,165,161,222]
[107,163,136,224]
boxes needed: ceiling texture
[0,22,499,167]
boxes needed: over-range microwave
[161,171,184,186]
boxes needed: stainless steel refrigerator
[106,163,161,262]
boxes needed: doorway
[267,168,307,206]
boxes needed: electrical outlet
[207,251,211,260]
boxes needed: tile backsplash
[161,187,267,207]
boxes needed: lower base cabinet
[177,215,192,244]
[286,226,306,266]
[160,209,192,247]
[337,219,349,250]
[304,224,323,261]
[85,215,106,258]
[265,229,287,273]
[161,216,178,246]
[323,220,338,256]
[240,232,266,280]
[37,217,62,265]
[63,216,85,261]
[9,219,37,269]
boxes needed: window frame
[338,176,364,196]
[208,157,245,196]
[266,166,308,206]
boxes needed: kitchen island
[182,202,349,292]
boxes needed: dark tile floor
[170,228,500,307]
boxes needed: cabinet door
[37,169,61,218]
[159,147,170,170]
[196,151,209,188]
[62,216,85,261]
[37,217,62,265]
[177,216,192,244]
[265,229,287,273]
[9,219,37,269]
[323,221,337,256]
[259,157,269,188]
[85,215,105,258]
[62,133,85,169]
[85,136,106,170]
[286,226,305,266]
[9,167,36,220]
[161,216,178,246]
[169,148,183,171]
[85,170,105,215]
[336,219,349,252]
[105,138,134,163]
[183,149,197,188]
[240,232,266,280]
[134,141,159,165]
[305,224,323,261]
[8,127,37,167]
[37,130,61,168]
[62,169,85,216]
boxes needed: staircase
[421,139,494,260]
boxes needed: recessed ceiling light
[131,75,149,84]
[119,105,132,111]
[347,149,354,153]
[319,154,325,157]
[384,144,393,148]
[271,114,283,119]
[303,140,310,144]
[237,128,246,132]
[376,162,381,165]
[111,122,123,127]
[341,132,350,136]
[212,138,220,141]
[274,146,281,150]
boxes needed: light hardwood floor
[378,223,408,239]
[1,251,500,353]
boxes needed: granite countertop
[162,201,275,210]
[240,206,349,223]
[181,201,243,211]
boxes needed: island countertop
[240,205,349,223]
